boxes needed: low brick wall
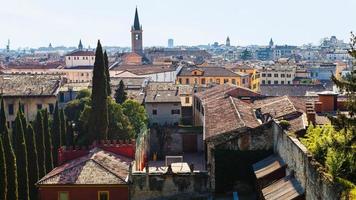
[130,171,208,200]
[273,121,345,200]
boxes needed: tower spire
[133,7,141,31]
[78,39,83,50]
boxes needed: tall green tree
[60,109,67,146]
[115,80,127,104]
[66,120,74,146]
[2,126,18,200]
[13,111,29,200]
[0,98,6,135]
[0,135,7,200]
[122,100,148,138]
[34,111,46,178]
[88,40,109,143]
[51,102,61,167]
[104,50,111,96]
[240,48,252,60]
[42,109,53,173]
[25,124,39,200]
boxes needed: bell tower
[131,7,143,55]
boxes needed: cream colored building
[65,50,95,67]
[260,65,296,85]
[0,74,62,127]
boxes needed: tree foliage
[104,50,111,96]
[0,135,7,200]
[34,111,46,178]
[42,109,53,174]
[13,111,29,200]
[115,80,127,104]
[60,109,67,146]
[51,102,61,167]
[122,99,148,138]
[240,48,253,60]
[88,40,109,144]
[25,124,39,200]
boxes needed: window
[231,79,236,85]
[8,104,14,115]
[281,81,285,84]
[135,34,139,40]
[287,74,291,78]
[216,79,220,84]
[281,74,285,78]
[152,109,157,115]
[274,81,278,84]
[59,192,69,200]
[287,81,291,84]
[201,78,206,84]
[267,80,271,84]
[262,80,266,84]
[224,79,228,83]
[209,78,213,83]
[242,79,246,84]
[262,73,266,77]
[49,103,54,114]
[185,97,190,104]
[274,74,278,77]
[178,78,182,84]
[185,79,190,84]
[171,109,180,115]
[98,191,109,200]
[267,73,272,77]
[37,104,43,110]
[194,78,198,84]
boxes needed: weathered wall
[273,121,345,200]
[130,172,209,200]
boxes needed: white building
[65,51,95,68]
[260,65,296,85]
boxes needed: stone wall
[273,121,345,200]
[130,171,209,200]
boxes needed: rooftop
[66,50,95,57]
[178,66,239,77]
[0,74,62,97]
[37,147,132,185]
[145,90,180,103]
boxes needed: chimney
[306,101,316,125]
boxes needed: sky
[0,0,356,49]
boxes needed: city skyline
[1,0,356,49]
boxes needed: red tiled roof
[254,96,298,119]
[37,148,132,185]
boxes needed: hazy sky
[0,0,356,49]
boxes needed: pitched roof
[178,66,238,77]
[261,175,304,200]
[66,50,95,57]
[204,96,260,140]
[260,84,328,96]
[253,154,286,179]
[0,74,62,97]
[145,90,180,103]
[37,148,132,185]
[254,96,299,119]
[195,84,261,101]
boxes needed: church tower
[269,38,274,48]
[131,7,143,55]
[226,36,231,47]
[78,39,83,51]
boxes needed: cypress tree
[104,50,111,96]
[88,40,109,143]
[60,109,66,146]
[115,80,127,104]
[13,111,29,200]
[25,124,39,200]
[51,102,61,167]
[66,120,74,147]
[2,126,18,200]
[42,109,53,172]
[34,111,46,178]
[0,135,7,200]
[0,98,6,135]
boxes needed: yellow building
[230,66,260,92]
[176,66,249,88]
[0,74,62,128]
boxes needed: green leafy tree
[104,51,111,96]
[122,100,148,138]
[51,102,61,167]
[2,126,18,200]
[0,135,7,200]
[88,40,109,143]
[60,109,67,146]
[75,89,91,100]
[42,109,53,173]
[34,111,46,178]
[115,80,127,104]
[25,124,39,200]
[13,111,29,200]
